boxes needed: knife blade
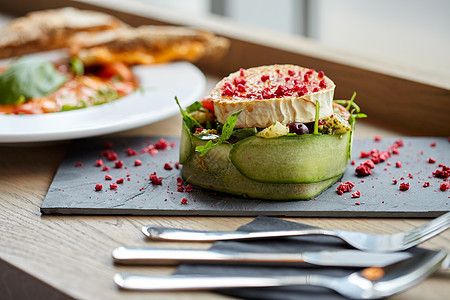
[112,247,412,267]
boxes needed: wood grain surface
[0,3,449,299]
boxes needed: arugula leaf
[0,57,67,105]
[175,96,202,130]
[70,57,84,76]
[186,101,203,113]
[196,110,242,156]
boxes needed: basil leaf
[186,101,202,113]
[196,110,242,156]
[175,96,202,130]
[70,57,84,76]
[0,57,67,105]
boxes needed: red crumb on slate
[355,202,361,205]
[102,166,110,172]
[395,161,402,168]
[336,181,355,195]
[352,191,361,198]
[175,162,180,169]
[176,177,184,186]
[399,182,410,191]
[440,183,450,191]
[116,178,124,184]
[134,159,142,166]
[423,182,430,188]
[155,138,169,150]
[115,160,123,168]
[185,184,193,192]
[181,198,188,204]
[428,158,436,163]
[177,186,184,192]
[430,142,436,147]
[75,162,83,167]
[433,165,450,178]
[149,172,162,185]
[126,148,137,156]
[163,163,173,170]
[95,184,102,191]
[105,175,112,180]
[374,136,382,141]
[110,183,118,189]
[105,142,113,149]
[96,159,104,167]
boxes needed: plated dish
[178,64,365,200]
[0,56,205,143]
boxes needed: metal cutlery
[114,249,448,299]
[112,247,412,267]
[142,211,450,252]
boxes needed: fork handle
[114,273,335,291]
[142,225,334,241]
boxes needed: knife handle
[112,247,304,265]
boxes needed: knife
[112,247,412,267]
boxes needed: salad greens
[0,57,66,105]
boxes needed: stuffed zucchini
[177,64,365,200]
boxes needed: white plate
[0,57,206,143]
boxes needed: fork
[114,250,448,299]
[142,212,450,252]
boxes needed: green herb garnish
[196,110,242,156]
[313,101,320,135]
[70,57,84,76]
[175,96,202,129]
[0,57,67,105]
[186,101,203,113]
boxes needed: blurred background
[136,0,450,78]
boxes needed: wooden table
[0,2,449,299]
[1,78,449,299]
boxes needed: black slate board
[41,136,450,217]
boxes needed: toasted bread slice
[69,25,230,65]
[0,7,124,59]
[211,65,335,128]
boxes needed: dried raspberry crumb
[105,142,113,149]
[374,135,382,141]
[115,160,123,168]
[75,162,83,167]
[96,159,104,167]
[176,177,184,186]
[94,184,102,191]
[181,198,188,204]
[393,179,398,184]
[110,183,118,189]
[430,142,437,147]
[392,148,400,155]
[102,166,110,172]
[355,202,361,205]
[174,162,180,169]
[428,158,436,163]
[362,160,375,169]
[337,181,355,194]
[177,186,185,192]
[352,191,361,198]
[317,71,324,78]
[393,140,404,147]
[106,151,118,161]
[423,182,430,188]
[149,173,162,185]
[127,148,137,156]
[351,160,356,166]
[155,138,169,150]
[164,163,173,170]
[433,165,450,178]
[185,184,193,192]
[360,151,371,158]
[134,159,142,166]
[261,75,270,82]
[355,164,372,176]
[440,182,450,191]
[395,161,402,168]
[399,182,410,191]
[114,178,123,184]
[105,175,112,180]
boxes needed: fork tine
[404,212,450,248]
